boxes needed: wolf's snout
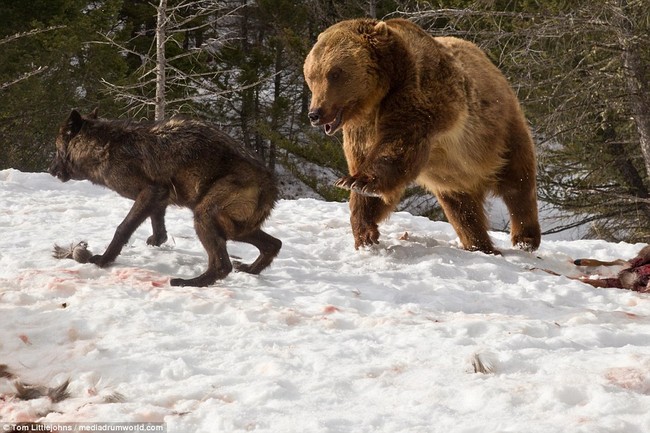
[49,160,60,177]
[49,158,69,182]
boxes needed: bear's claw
[335,176,381,197]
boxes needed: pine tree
[0,0,126,171]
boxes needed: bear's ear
[373,21,389,37]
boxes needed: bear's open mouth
[324,109,343,135]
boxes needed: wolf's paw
[146,232,168,247]
[89,254,111,268]
[233,261,255,274]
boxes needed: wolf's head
[49,108,97,182]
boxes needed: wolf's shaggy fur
[50,109,281,287]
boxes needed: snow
[1,168,650,432]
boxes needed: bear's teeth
[324,110,343,135]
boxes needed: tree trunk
[616,0,650,179]
[268,45,283,171]
[368,0,377,19]
[155,0,167,121]
[239,0,252,148]
[622,48,650,178]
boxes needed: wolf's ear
[89,107,99,119]
[67,109,84,137]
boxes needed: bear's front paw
[354,227,380,249]
[352,223,380,249]
[335,175,381,197]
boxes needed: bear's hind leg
[436,191,497,254]
[497,119,541,252]
[500,186,541,252]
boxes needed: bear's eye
[327,68,342,82]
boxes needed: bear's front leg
[337,119,430,201]
[336,155,413,200]
[349,192,398,249]
[340,122,429,249]
[335,174,382,197]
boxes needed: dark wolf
[49,109,282,287]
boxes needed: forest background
[0,0,648,243]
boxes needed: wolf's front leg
[91,185,169,267]
[147,206,168,246]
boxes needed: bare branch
[0,66,48,91]
[0,25,65,46]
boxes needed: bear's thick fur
[304,18,541,254]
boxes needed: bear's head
[303,19,391,135]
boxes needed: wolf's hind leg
[170,207,233,287]
[234,229,282,274]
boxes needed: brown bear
[303,18,541,254]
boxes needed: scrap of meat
[575,246,650,292]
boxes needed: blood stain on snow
[322,305,340,314]
[112,268,169,289]
[605,367,650,394]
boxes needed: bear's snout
[307,109,322,126]
[307,106,343,135]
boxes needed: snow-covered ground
[1,169,649,432]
